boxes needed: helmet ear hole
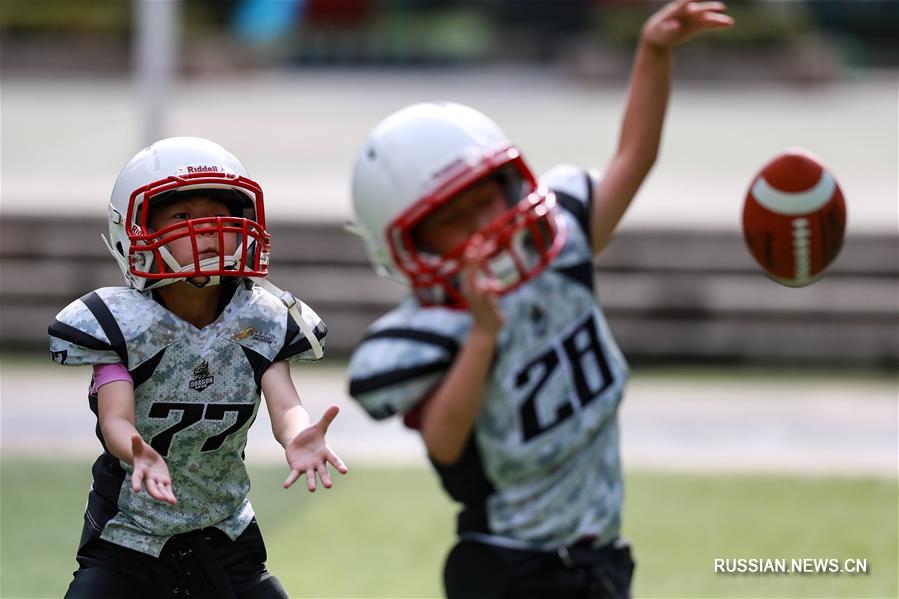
[116,242,125,256]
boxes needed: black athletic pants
[444,536,634,599]
[64,518,288,599]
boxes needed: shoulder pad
[347,300,469,419]
[249,284,327,364]
[540,164,600,204]
[279,298,327,364]
[49,288,132,366]
[94,287,182,369]
[541,164,600,246]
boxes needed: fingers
[460,248,482,296]
[461,254,495,300]
[315,405,340,435]
[159,481,177,505]
[327,450,349,475]
[132,468,144,494]
[317,462,333,489]
[131,437,177,505]
[462,239,491,276]
[686,1,727,14]
[460,239,503,301]
[285,452,346,492]
[649,0,732,46]
[283,468,301,489]
[699,12,734,28]
[144,478,163,499]
[460,268,480,303]
[143,478,176,505]
[685,1,733,27]
[662,0,691,19]
[148,479,177,505]
[463,236,491,262]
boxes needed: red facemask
[386,146,566,308]
[126,171,271,283]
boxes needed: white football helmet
[350,102,565,308]
[104,137,270,291]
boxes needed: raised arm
[419,251,505,465]
[591,0,733,254]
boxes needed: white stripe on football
[751,170,836,216]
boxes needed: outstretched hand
[642,0,734,50]
[130,434,177,505]
[283,405,348,492]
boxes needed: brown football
[742,149,846,287]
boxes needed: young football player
[49,136,347,599]
[346,2,733,597]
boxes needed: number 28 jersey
[348,165,630,550]
[49,280,326,557]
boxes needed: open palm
[283,405,348,492]
[643,0,734,50]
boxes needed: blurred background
[1,1,897,598]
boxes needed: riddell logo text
[185,165,221,174]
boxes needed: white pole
[135,0,178,146]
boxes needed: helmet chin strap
[106,240,244,291]
[152,248,236,287]
[176,255,238,288]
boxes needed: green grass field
[1,460,895,598]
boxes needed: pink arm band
[92,363,133,394]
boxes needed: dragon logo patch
[189,360,214,392]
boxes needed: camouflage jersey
[48,280,326,557]
[348,165,630,551]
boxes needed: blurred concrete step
[2,215,896,366]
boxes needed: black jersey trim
[553,260,595,292]
[80,292,128,364]
[360,328,460,355]
[584,170,595,223]
[130,349,166,389]
[88,387,105,449]
[349,360,452,397]
[431,436,495,535]
[555,189,591,245]
[242,345,273,389]
[82,453,125,543]
[48,319,113,352]
[275,320,328,362]
[280,312,300,355]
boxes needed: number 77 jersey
[48,281,326,557]
[348,165,630,551]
